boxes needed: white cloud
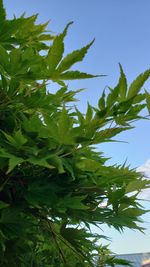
[137,159,150,178]
[137,159,150,200]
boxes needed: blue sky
[4,0,150,254]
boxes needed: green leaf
[7,156,24,174]
[0,0,6,24]
[98,90,105,110]
[120,207,148,217]
[75,106,85,125]
[106,86,119,107]
[0,44,9,69]
[27,157,54,169]
[0,148,24,173]
[47,22,73,72]
[127,69,150,99]
[85,103,93,122]
[62,158,75,180]
[13,130,27,147]
[57,39,94,72]
[125,179,150,194]
[60,195,88,210]
[0,208,31,236]
[48,155,65,174]
[2,130,27,149]
[0,201,9,209]
[132,93,145,104]
[118,64,127,101]
[58,108,74,144]
[58,70,99,80]
[106,65,127,106]
[25,183,57,207]
[9,48,22,75]
[145,90,150,114]
[76,158,101,172]
[93,127,132,143]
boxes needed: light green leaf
[2,130,27,148]
[27,157,54,169]
[121,208,148,217]
[47,22,73,72]
[125,179,150,194]
[93,127,132,143]
[76,158,101,172]
[127,69,150,99]
[58,108,74,144]
[0,148,24,173]
[13,130,27,148]
[7,156,24,173]
[57,39,94,72]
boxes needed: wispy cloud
[137,159,150,200]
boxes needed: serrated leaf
[132,93,145,104]
[13,130,27,147]
[126,179,150,193]
[57,39,94,72]
[145,90,150,114]
[57,70,99,80]
[47,22,73,72]
[106,86,119,106]
[62,158,75,180]
[127,69,150,99]
[0,148,24,174]
[2,130,27,149]
[58,108,74,144]
[48,155,65,174]
[118,63,127,101]
[85,103,93,122]
[76,158,101,172]
[121,207,148,217]
[9,48,22,74]
[98,90,105,110]
[93,127,131,143]
[27,157,54,169]
[7,156,24,174]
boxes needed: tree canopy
[0,1,150,266]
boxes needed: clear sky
[3,0,150,255]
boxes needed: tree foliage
[0,1,150,266]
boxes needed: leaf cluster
[0,1,150,266]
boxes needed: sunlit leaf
[127,69,150,99]
[57,39,94,72]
